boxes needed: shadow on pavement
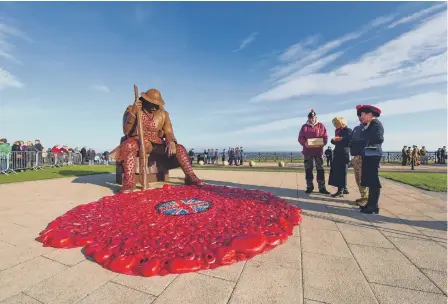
[70,173,121,193]
[203,179,447,243]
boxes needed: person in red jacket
[298,109,330,194]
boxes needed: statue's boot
[176,144,205,186]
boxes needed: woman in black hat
[357,105,384,214]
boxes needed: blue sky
[0,1,446,152]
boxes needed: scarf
[335,127,343,137]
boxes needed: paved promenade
[0,170,446,304]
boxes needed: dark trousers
[326,158,332,167]
[367,187,381,209]
[304,156,325,190]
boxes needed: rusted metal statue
[111,87,204,193]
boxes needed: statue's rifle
[134,85,148,190]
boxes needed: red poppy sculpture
[37,185,302,277]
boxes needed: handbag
[363,141,382,157]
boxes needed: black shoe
[319,188,331,195]
[343,189,349,194]
[331,191,343,198]
[360,207,379,214]
[305,188,314,194]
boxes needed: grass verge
[379,172,447,192]
[0,165,115,184]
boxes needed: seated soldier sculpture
[111,88,204,193]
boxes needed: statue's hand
[167,142,176,157]
[132,100,142,114]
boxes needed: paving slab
[252,235,301,269]
[387,237,447,272]
[0,240,55,271]
[199,260,246,282]
[420,269,447,295]
[301,228,352,258]
[229,260,302,304]
[111,273,178,296]
[25,260,118,304]
[349,245,441,293]
[43,248,86,266]
[0,257,67,302]
[1,293,42,304]
[304,300,327,304]
[371,283,447,304]
[302,252,377,304]
[337,222,395,249]
[153,273,234,304]
[76,281,155,304]
[299,212,339,231]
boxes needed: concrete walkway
[0,170,446,304]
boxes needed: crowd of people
[0,138,112,172]
[298,106,384,215]
[188,147,244,166]
[400,145,447,166]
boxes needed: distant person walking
[103,151,110,165]
[81,147,87,164]
[235,147,241,166]
[442,146,447,164]
[222,149,226,164]
[88,149,96,165]
[229,148,236,165]
[325,147,333,167]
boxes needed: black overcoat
[328,127,352,188]
[361,119,384,188]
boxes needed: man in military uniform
[440,146,446,164]
[412,145,420,166]
[401,146,407,166]
[111,88,204,193]
[420,146,428,165]
[436,148,441,164]
[406,147,412,165]
[298,109,330,194]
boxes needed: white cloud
[270,32,360,81]
[369,15,396,28]
[233,92,447,135]
[0,67,23,89]
[0,22,29,89]
[278,35,320,62]
[251,8,447,103]
[0,23,32,42]
[233,32,258,52]
[388,2,446,28]
[90,85,111,93]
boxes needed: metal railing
[237,151,445,164]
[0,151,86,175]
